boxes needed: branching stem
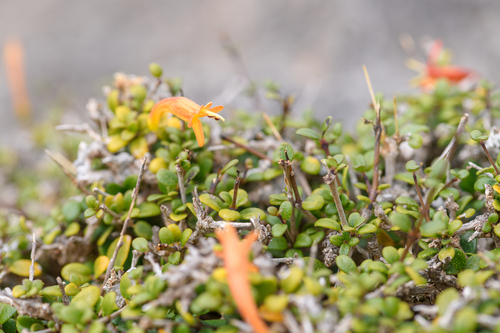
[103,157,147,286]
[413,172,430,221]
[480,141,500,175]
[324,168,348,227]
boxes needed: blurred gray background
[1,0,499,145]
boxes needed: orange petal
[148,97,198,130]
[215,227,270,333]
[427,65,471,82]
[209,105,224,113]
[191,117,205,147]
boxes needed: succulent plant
[3,42,500,333]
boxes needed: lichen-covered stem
[176,164,187,205]
[324,168,348,227]
[103,157,147,286]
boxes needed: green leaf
[438,247,455,261]
[352,154,366,172]
[445,249,467,275]
[0,303,16,325]
[278,142,294,161]
[133,221,153,240]
[420,220,447,237]
[168,252,181,264]
[357,223,377,234]
[395,196,419,208]
[450,169,469,180]
[310,231,325,244]
[417,248,439,260]
[180,228,193,247]
[294,233,313,248]
[389,212,412,232]
[460,230,477,254]
[120,272,132,300]
[219,209,241,221]
[470,130,489,141]
[3,318,16,333]
[400,124,429,135]
[382,246,400,264]
[16,316,42,333]
[132,237,149,253]
[71,286,101,306]
[159,227,174,245]
[199,194,229,212]
[348,212,365,228]
[322,116,333,134]
[156,169,178,186]
[62,201,81,222]
[61,263,92,284]
[137,202,161,218]
[296,128,320,140]
[336,255,357,273]
[84,208,96,218]
[106,235,132,269]
[408,133,423,149]
[302,194,325,211]
[268,236,288,251]
[314,218,341,231]
[447,219,462,235]
[102,292,119,316]
[474,176,497,192]
[405,160,420,172]
[167,224,182,242]
[279,201,293,220]
[394,172,417,185]
[240,207,266,220]
[272,224,288,237]
[465,254,486,271]
[221,159,239,174]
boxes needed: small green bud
[267,206,278,216]
[149,63,163,78]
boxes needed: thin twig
[176,164,187,205]
[56,277,70,305]
[393,97,400,140]
[324,167,348,227]
[29,233,36,281]
[221,134,271,161]
[363,66,382,203]
[439,113,469,161]
[480,141,500,175]
[399,216,424,262]
[100,204,121,219]
[262,112,283,141]
[45,150,91,195]
[93,187,110,197]
[230,171,241,210]
[103,157,147,285]
[413,172,430,221]
[56,123,102,142]
[98,305,128,323]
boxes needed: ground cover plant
[2,41,500,333]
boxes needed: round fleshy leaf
[336,255,356,273]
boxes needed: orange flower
[148,97,224,147]
[215,226,270,333]
[411,40,472,91]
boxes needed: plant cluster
[1,43,500,333]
